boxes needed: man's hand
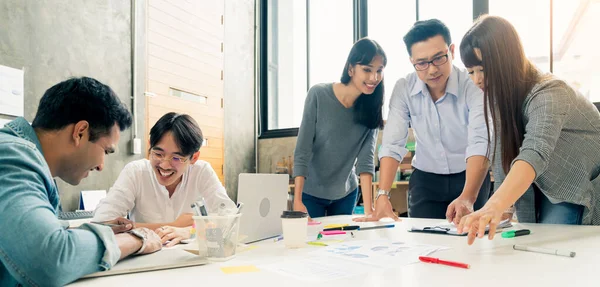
[446,197,475,225]
[170,213,194,227]
[155,226,191,247]
[104,217,134,234]
[353,197,400,222]
[133,227,163,255]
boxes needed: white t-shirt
[93,159,235,223]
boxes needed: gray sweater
[492,76,600,224]
[293,83,378,200]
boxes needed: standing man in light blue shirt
[357,19,491,222]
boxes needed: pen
[501,229,531,238]
[323,225,360,231]
[307,241,328,247]
[190,203,202,216]
[320,230,347,236]
[358,224,395,231]
[274,235,284,242]
[91,222,122,227]
[196,198,208,216]
[513,245,576,258]
[419,256,470,269]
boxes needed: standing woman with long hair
[457,15,600,244]
[293,38,386,218]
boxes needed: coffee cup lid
[281,211,308,218]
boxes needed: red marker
[419,256,470,269]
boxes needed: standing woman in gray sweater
[293,38,387,219]
[457,15,600,245]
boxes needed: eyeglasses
[150,150,190,166]
[413,53,449,71]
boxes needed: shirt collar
[5,117,45,156]
[409,65,459,98]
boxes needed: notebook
[81,249,207,278]
[409,219,512,236]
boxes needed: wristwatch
[375,189,391,203]
[128,229,147,255]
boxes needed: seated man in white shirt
[94,112,236,246]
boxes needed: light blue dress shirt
[379,65,489,174]
[0,118,121,286]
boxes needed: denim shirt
[0,118,121,286]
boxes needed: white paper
[0,65,24,117]
[314,239,448,268]
[261,239,449,281]
[261,255,376,281]
[80,190,107,211]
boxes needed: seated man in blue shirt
[357,19,491,222]
[0,77,162,286]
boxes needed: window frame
[257,0,535,138]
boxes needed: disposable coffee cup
[281,211,308,248]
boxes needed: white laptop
[237,173,289,243]
[81,249,207,278]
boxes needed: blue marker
[358,224,395,231]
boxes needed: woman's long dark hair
[340,38,387,129]
[460,15,541,173]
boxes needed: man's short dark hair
[32,77,132,142]
[403,19,452,56]
[149,112,203,157]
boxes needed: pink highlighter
[320,230,346,236]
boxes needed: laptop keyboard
[58,210,94,220]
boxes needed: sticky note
[220,265,260,274]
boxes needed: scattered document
[261,239,449,281]
[261,255,376,281]
[0,65,24,117]
[315,239,448,268]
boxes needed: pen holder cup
[193,214,242,261]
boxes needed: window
[265,0,307,131]
[260,0,599,138]
[308,0,354,87]
[368,0,417,119]
[419,0,473,70]
[489,0,551,72]
[552,0,600,103]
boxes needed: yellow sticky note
[220,265,260,274]
[324,224,349,229]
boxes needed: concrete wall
[223,0,257,201]
[0,0,146,211]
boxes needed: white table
[70,216,600,286]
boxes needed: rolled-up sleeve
[293,89,318,178]
[0,143,119,286]
[465,83,490,161]
[356,129,378,176]
[513,87,570,180]
[379,79,410,162]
